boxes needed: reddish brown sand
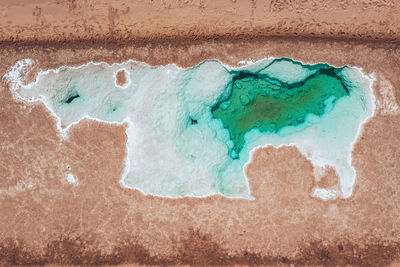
[1,0,400,42]
[1,1,400,266]
[115,69,127,87]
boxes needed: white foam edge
[3,58,377,200]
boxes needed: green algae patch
[211,68,350,159]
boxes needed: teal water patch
[212,67,349,159]
[7,57,375,199]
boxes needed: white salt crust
[3,57,376,200]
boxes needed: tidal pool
[5,57,375,199]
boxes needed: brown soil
[1,0,400,42]
[115,69,127,87]
[1,1,400,266]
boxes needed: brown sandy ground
[1,0,400,42]
[115,70,127,87]
[1,1,400,266]
[0,36,400,266]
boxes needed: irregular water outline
[3,57,376,200]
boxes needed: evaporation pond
[212,69,349,159]
[7,57,374,199]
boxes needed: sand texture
[1,0,400,42]
[1,1,400,266]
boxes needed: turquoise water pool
[8,57,375,199]
[212,66,349,159]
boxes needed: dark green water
[211,68,350,159]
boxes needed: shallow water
[6,57,375,199]
[212,68,349,159]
